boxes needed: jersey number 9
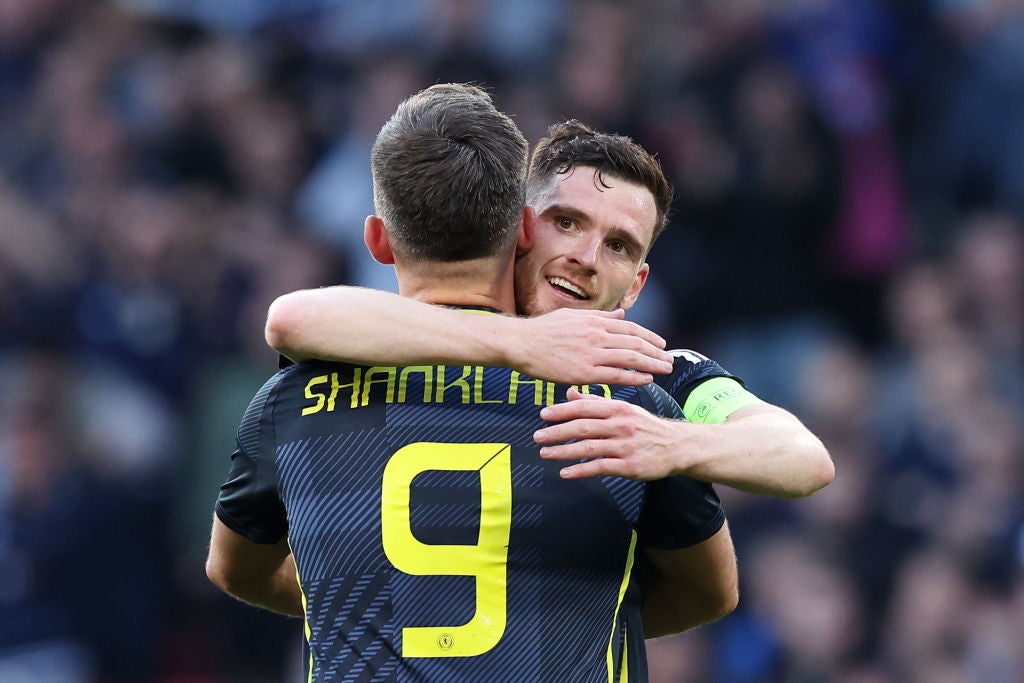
[381,442,513,658]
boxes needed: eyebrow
[542,203,647,256]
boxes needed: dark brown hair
[370,83,528,261]
[527,119,673,247]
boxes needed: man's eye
[608,240,626,253]
[556,217,574,230]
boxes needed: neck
[395,255,517,313]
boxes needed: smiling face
[514,166,656,316]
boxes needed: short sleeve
[630,380,726,549]
[637,475,725,550]
[214,372,289,544]
[658,350,740,408]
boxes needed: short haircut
[526,120,673,248]
[370,83,529,261]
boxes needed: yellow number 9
[381,442,512,658]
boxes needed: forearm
[266,287,672,385]
[677,406,834,498]
[266,286,513,366]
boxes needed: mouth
[547,276,589,300]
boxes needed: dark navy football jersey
[216,356,724,682]
[656,349,734,406]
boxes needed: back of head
[371,83,529,262]
[527,120,673,246]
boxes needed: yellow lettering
[328,369,362,411]
[361,366,397,406]
[398,366,434,403]
[301,375,329,415]
[577,383,612,399]
[473,366,501,404]
[507,371,542,405]
[435,366,472,404]
[303,365,599,414]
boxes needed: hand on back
[534,387,688,481]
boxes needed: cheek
[514,252,539,280]
[604,268,641,303]
[522,243,558,273]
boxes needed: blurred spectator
[949,210,1024,402]
[0,351,173,682]
[773,0,913,346]
[913,0,1024,220]
[297,50,425,291]
[648,47,846,406]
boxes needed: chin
[528,294,567,316]
[559,298,597,312]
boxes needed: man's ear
[515,205,536,256]
[364,215,395,265]
[617,262,649,310]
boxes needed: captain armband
[682,376,764,424]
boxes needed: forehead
[535,168,658,245]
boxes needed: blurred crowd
[2,0,1023,681]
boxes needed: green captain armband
[682,376,764,424]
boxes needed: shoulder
[238,367,295,453]
[610,381,683,420]
[240,360,356,434]
[657,348,742,399]
[668,349,713,366]
[667,349,730,377]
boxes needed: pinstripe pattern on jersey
[219,359,723,681]
[602,474,647,520]
[238,370,283,455]
[279,430,390,581]
[303,572,396,681]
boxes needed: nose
[568,234,601,268]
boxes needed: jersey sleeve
[632,382,726,549]
[637,476,725,550]
[659,349,763,424]
[214,371,289,545]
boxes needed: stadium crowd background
[2,0,1024,681]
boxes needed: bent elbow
[788,442,836,498]
[702,569,740,624]
[803,446,836,497]
[817,450,836,489]
[205,557,231,593]
[693,585,739,629]
[206,559,255,601]
[265,294,305,356]
[719,585,740,620]
[264,296,291,350]
[713,574,740,621]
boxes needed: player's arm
[535,387,833,498]
[680,401,834,497]
[206,515,303,617]
[641,522,739,638]
[265,286,673,386]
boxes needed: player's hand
[513,309,673,386]
[534,388,683,480]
